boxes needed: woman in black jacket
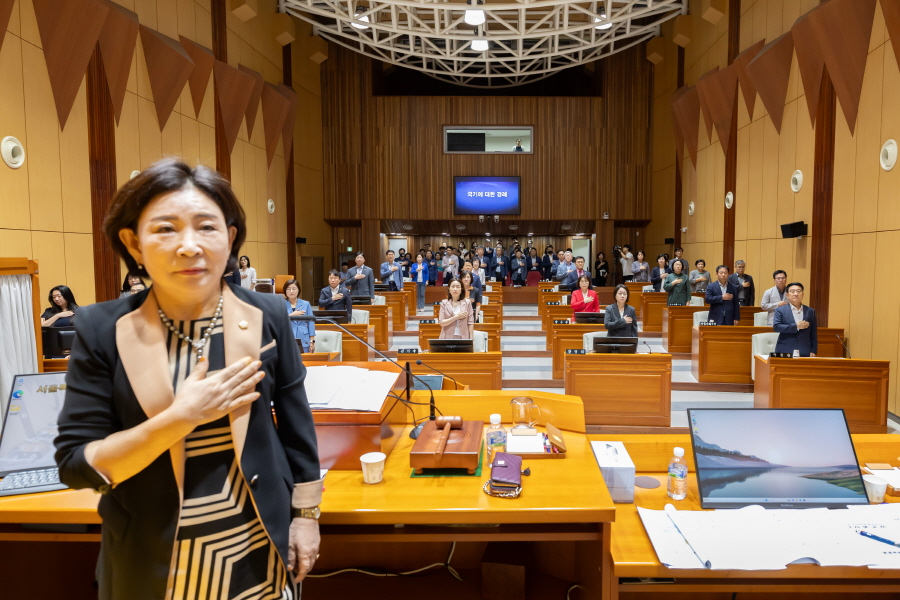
[54,159,321,600]
[604,284,639,337]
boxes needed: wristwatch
[292,506,321,519]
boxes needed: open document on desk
[304,365,399,411]
[639,503,900,570]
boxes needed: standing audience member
[604,284,638,337]
[401,253,413,278]
[668,247,688,272]
[284,279,315,352]
[510,249,527,286]
[593,252,609,287]
[41,285,79,327]
[380,250,404,290]
[705,265,741,325]
[551,250,564,280]
[570,275,599,320]
[461,259,483,292]
[555,251,576,282]
[237,255,256,290]
[542,246,555,280]
[460,271,481,322]
[650,255,670,292]
[425,250,438,286]
[663,260,691,306]
[773,282,818,357]
[318,269,352,322]
[438,278,474,339]
[689,259,710,293]
[563,256,592,290]
[410,254,429,311]
[729,260,756,306]
[120,273,147,298]
[619,245,634,282]
[526,247,542,279]
[491,247,509,285]
[345,251,375,299]
[631,251,650,282]
[761,270,789,326]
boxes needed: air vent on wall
[402,224,413,230]
[456,224,467,230]
[561,224,572,231]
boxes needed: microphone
[835,334,851,359]
[415,359,461,390]
[291,315,439,439]
[643,341,653,355]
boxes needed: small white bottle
[485,414,507,463]
[667,447,688,501]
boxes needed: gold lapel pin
[239,320,249,330]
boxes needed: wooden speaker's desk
[353,304,393,351]
[544,304,575,347]
[565,353,671,427]
[376,291,409,332]
[501,285,538,303]
[606,433,900,599]
[412,351,503,390]
[754,356,890,433]
[691,325,845,384]
[624,282,648,317]
[640,292,706,333]
[551,324,608,379]
[482,290,503,305]
[417,322,501,352]
[315,323,376,362]
[662,305,709,353]
[539,291,570,318]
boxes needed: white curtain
[0,274,38,417]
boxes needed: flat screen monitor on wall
[454,176,521,215]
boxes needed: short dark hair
[657,253,667,262]
[327,269,341,278]
[282,278,300,295]
[613,284,630,303]
[104,158,247,279]
[623,245,631,251]
[122,272,146,293]
[787,281,804,292]
[695,259,705,266]
[674,247,683,252]
[239,255,251,268]
[575,256,585,262]
[716,265,730,273]
[386,249,395,255]
[47,285,79,313]
[773,269,787,279]
[355,251,366,258]
[577,274,592,287]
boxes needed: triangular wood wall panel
[791,12,827,127]
[883,0,900,76]
[672,85,701,167]
[696,68,718,141]
[746,31,795,134]
[97,1,139,125]
[180,37,215,118]
[239,65,265,139]
[261,81,290,167]
[0,0,15,55]
[278,83,297,169]
[140,26,194,130]
[32,0,110,129]
[696,64,739,151]
[732,39,766,118]
[671,87,687,167]
[212,60,255,154]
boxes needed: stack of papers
[305,366,398,411]
[639,503,900,570]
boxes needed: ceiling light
[441,232,448,235]
[594,10,612,30]
[527,232,533,236]
[472,38,488,52]
[351,6,370,29]
[464,0,485,26]
[485,233,491,237]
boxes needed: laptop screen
[688,409,869,509]
[0,373,68,477]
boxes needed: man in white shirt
[773,282,818,357]
[760,270,789,326]
[555,251,576,282]
[619,245,634,282]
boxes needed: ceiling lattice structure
[280,0,686,87]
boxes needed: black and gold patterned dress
[166,317,294,600]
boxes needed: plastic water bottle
[485,414,507,463]
[667,447,688,500]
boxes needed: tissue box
[591,441,635,503]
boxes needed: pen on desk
[859,531,900,548]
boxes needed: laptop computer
[688,408,869,509]
[0,373,69,496]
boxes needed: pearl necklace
[158,295,224,360]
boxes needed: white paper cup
[360,452,386,484]
[863,474,888,503]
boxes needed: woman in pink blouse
[438,278,474,339]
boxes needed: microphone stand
[835,334,851,359]
[291,315,438,439]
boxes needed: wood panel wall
[320,43,652,223]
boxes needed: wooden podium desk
[376,291,409,332]
[482,290,503,305]
[662,305,709,353]
[539,291,570,318]
[300,350,341,362]
[754,356,890,433]
[417,322,501,352]
[640,292,706,333]
[606,434,900,599]
[315,323,376,362]
[411,351,503,390]
[625,282,648,317]
[501,285,538,304]
[565,353,671,426]
[551,324,608,379]
[692,325,845,384]
[353,304,393,351]
[401,287,416,316]
[544,304,576,347]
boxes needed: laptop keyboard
[0,468,68,497]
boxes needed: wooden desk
[353,304,393,351]
[539,291,570,318]
[606,433,900,599]
[691,325,845,384]
[565,353,671,426]
[662,305,709,353]
[376,292,409,332]
[754,356,890,433]
[300,351,341,362]
[639,292,669,332]
[412,351,503,390]
[543,304,576,347]
[625,282,648,317]
[501,285,538,303]
[739,304,764,324]
[42,358,69,372]
[551,324,609,379]
[316,323,376,362]
[417,323,501,352]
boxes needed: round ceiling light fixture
[464,0,485,25]
[351,5,370,29]
[594,9,612,29]
[402,224,413,230]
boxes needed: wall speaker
[780,221,807,239]
[664,237,675,244]
[295,237,307,244]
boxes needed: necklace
[158,295,224,360]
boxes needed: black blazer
[728,273,756,306]
[318,284,353,321]
[773,304,818,356]
[604,303,638,337]
[54,285,321,600]
[705,280,742,325]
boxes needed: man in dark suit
[461,259,483,292]
[344,251,375,299]
[773,282,818,356]
[562,256,592,290]
[490,247,509,285]
[705,265,741,325]
[380,249,404,290]
[728,260,756,306]
[318,269,353,321]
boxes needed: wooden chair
[274,274,294,295]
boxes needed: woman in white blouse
[238,255,256,289]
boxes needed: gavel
[433,416,463,460]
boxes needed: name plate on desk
[398,348,419,354]
[553,319,570,324]
[546,301,560,305]
[699,321,717,326]
[566,349,586,355]
[769,352,793,358]
[420,319,436,324]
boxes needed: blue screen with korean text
[454,176,521,215]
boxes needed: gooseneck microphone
[643,341,653,355]
[415,359,461,390]
[291,314,438,438]
[835,334,851,359]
